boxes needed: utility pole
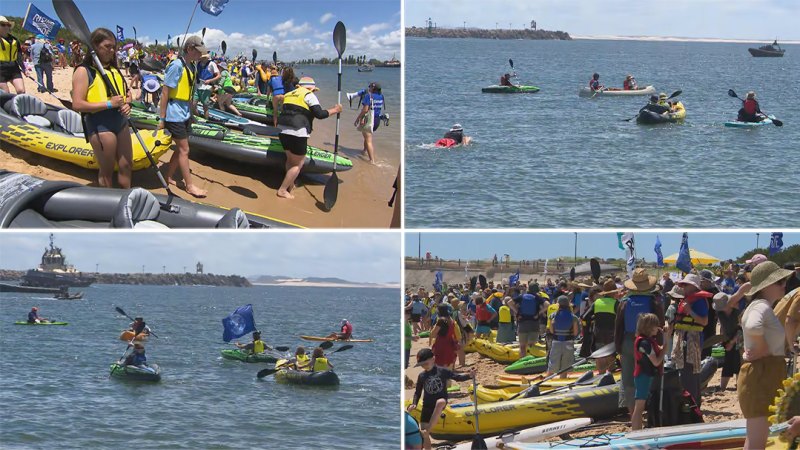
[418,232,422,265]
[756,233,760,249]
[574,232,578,264]
[162,265,166,274]
[463,21,466,29]
[141,265,145,274]
[95,263,99,273]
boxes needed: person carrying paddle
[158,35,208,198]
[309,346,334,372]
[123,342,149,368]
[27,307,48,324]
[407,348,476,450]
[0,16,26,94]
[631,313,664,430]
[71,28,134,189]
[235,330,273,354]
[354,81,384,164]
[547,296,580,379]
[588,73,603,92]
[737,91,763,123]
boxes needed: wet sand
[0,67,398,228]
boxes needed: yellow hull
[464,338,546,363]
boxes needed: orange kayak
[119,330,148,341]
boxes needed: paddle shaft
[16,63,72,108]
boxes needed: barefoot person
[276,76,341,199]
[354,81,384,164]
[71,28,133,188]
[158,36,207,198]
[0,16,26,94]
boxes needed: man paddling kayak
[235,330,273,354]
[434,124,471,148]
[499,73,516,87]
[123,342,149,368]
[589,73,604,92]
[623,74,638,90]
[325,319,353,340]
[27,307,49,324]
[641,95,670,115]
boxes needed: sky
[4,0,401,61]
[0,232,401,283]
[406,232,798,263]
[406,0,800,41]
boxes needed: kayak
[578,85,656,98]
[407,382,621,441]
[234,101,274,124]
[14,321,68,325]
[481,85,540,94]
[274,368,340,386]
[196,104,260,129]
[0,93,171,171]
[496,369,621,389]
[505,354,596,375]
[636,101,686,124]
[466,338,546,364]
[109,363,161,382]
[440,418,593,450]
[474,372,618,402]
[0,170,298,229]
[130,101,258,130]
[299,335,373,343]
[119,330,148,341]
[464,338,546,357]
[220,348,281,363]
[724,114,775,128]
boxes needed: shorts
[548,340,575,373]
[721,347,741,378]
[420,402,439,425]
[194,88,212,105]
[165,119,192,140]
[518,319,540,335]
[475,324,491,335]
[85,109,128,136]
[0,63,22,83]
[129,63,139,75]
[279,133,308,157]
[411,314,421,323]
[738,355,786,418]
[634,373,654,400]
[592,331,615,348]
[405,347,410,369]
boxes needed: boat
[0,171,300,229]
[19,234,96,287]
[724,114,776,128]
[748,40,785,57]
[14,321,68,325]
[382,54,401,68]
[357,64,375,72]
[442,418,593,450]
[299,335,373,343]
[54,290,83,300]
[0,283,60,293]
[109,363,161,382]
[636,101,686,124]
[220,348,283,363]
[273,363,340,386]
[481,85,540,94]
[578,85,656,98]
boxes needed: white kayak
[436,418,592,450]
[578,85,656,98]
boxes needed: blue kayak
[724,114,775,128]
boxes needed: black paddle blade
[575,370,594,384]
[140,55,165,72]
[728,89,738,98]
[133,26,137,35]
[272,51,277,64]
[333,344,354,353]
[176,37,181,47]
[155,39,158,47]
[52,0,92,44]
[221,40,227,55]
[202,27,207,38]
[569,267,576,281]
[333,21,346,57]
[257,367,279,379]
[319,341,334,350]
[668,90,682,99]
[115,306,131,319]
[472,437,489,449]
[323,172,339,211]
[479,275,487,290]
[470,276,477,292]
[274,346,290,352]
[772,118,783,126]
[590,258,601,283]
[509,58,514,68]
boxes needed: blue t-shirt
[572,291,587,310]
[164,58,192,122]
[690,296,709,317]
[361,91,384,119]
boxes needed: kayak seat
[12,94,51,127]
[596,372,616,387]
[9,209,105,228]
[57,109,85,137]
[214,207,251,229]
[109,188,168,229]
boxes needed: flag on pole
[676,232,692,274]
[22,3,62,40]
[116,26,124,41]
[509,271,520,286]
[769,232,784,255]
[433,271,443,293]
[621,232,635,277]
[543,259,548,275]
[201,0,230,16]
[654,235,664,268]
[464,261,469,279]
[221,304,256,342]
[167,34,171,46]
[617,232,625,250]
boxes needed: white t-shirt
[741,298,785,357]
[279,92,320,138]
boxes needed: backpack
[646,369,704,427]
[39,45,53,64]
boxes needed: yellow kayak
[464,338,545,363]
[473,372,622,402]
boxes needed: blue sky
[5,0,401,60]
[406,0,800,41]
[0,233,401,283]
[406,232,798,263]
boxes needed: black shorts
[129,63,139,76]
[85,109,128,136]
[0,63,22,83]
[372,121,380,132]
[165,119,192,140]
[420,402,436,424]
[278,133,308,156]
[411,313,421,323]
[721,347,741,377]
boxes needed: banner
[616,232,625,250]
[433,271,443,293]
[654,235,664,268]
[509,271,520,287]
[769,232,784,255]
[221,304,256,342]
[116,25,124,41]
[676,232,692,274]
[543,259,548,275]
[22,3,62,40]
[621,232,635,277]
[201,0,230,16]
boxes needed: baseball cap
[414,348,434,366]
[182,35,208,54]
[746,254,767,266]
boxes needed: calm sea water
[0,284,399,449]
[405,38,800,228]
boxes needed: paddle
[221,40,227,56]
[508,342,616,400]
[471,374,488,449]
[590,258,601,284]
[272,51,277,65]
[202,27,206,40]
[110,335,136,378]
[252,49,257,63]
[115,306,159,338]
[623,90,682,121]
[526,370,597,397]
[727,89,783,126]
[469,276,477,293]
[257,343,351,378]
[569,267,576,282]
[322,21,346,211]
[52,0,177,206]
[176,37,181,48]
[479,275,488,290]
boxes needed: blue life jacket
[197,61,215,82]
[623,294,654,334]
[269,75,285,95]
[411,300,425,315]
[368,92,384,118]
[552,309,575,341]
[519,293,540,320]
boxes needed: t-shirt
[741,298,785,357]
[412,366,471,406]
[164,58,192,122]
[29,42,53,65]
[28,311,38,322]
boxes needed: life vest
[435,138,457,148]
[411,300,426,315]
[367,92,384,117]
[313,357,329,372]
[256,65,269,82]
[296,353,310,368]
[519,293,541,321]
[253,340,265,354]
[166,57,195,102]
[341,322,353,339]
[623,294,654,334]
[269,75,284,95]
[475,303,492,324]
[592,296,617,334]
[552,309,575,341]
[279,86,316,133]
[633,335,661,376]
[743,99,759,115]
[545,303,561,330]
[0,34,21,63]
[498,305,512,323]
[589,79,600,89]
[197,61,216,82]
[84,64,128,104]
[674,291,712,332]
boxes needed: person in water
[499,73,516,87]
[354,81,384,164]
[309,346,334,372]
[71,28,133,189]
[435,123,471,148]
[623,74,638,90]
[123,342,148,367]
[326,319,353,340]
[235,330,272,354]
[589,73,603,91]
[27,307,48,323]
[737,91,763,123]
[287,346,310,370]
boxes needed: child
[235,330,272,354]
[287,346,309,370]
[473,296,497,339]
[407,348,475,450]
[309,346,333,372]
[631,313,664,430]
[547,295,580,378]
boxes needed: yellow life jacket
[166,57,195,102]
[257,65,269,82]
[85,65,128,104]
[253,340,265,354]
[313,357,329,372]
[282,86,312,111]
[498,305,512,323]
[296,353,310,368]
[0,35,21,63]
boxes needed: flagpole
[179,0,202,54]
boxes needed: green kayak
[14,321,68,325]
[109,363,161,382]
[234,101,274,124]
[481,85,540,94]
[505,355,596,375]
[220,349,281,363]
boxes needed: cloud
[272,19,313,38]
[320,13,335,25]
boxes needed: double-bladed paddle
[257,342,349,379]
[727,89,782,126]
[115,306,159,338]
[590,258,601,284]
[272,51,277,65]
[221,40,227,56]
[323,21,346,211]
[623,90,682,121]
[471,374,488,449]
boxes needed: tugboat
[20,234,96,288]
[382,54,401,68]
[748,40,785,57]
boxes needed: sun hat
[746,91,756,99]
[699,269,716,285]
[667,285,685,299]
[450,123,463,132]
[0,16,14,26]
[600,279,619,296]
[298,76,319,91]
[414,348,434,366]
[746,254,767,266]
[624,268,658,292]
[218,61,228,70]
[747,261,793,297]
[712,292,729,311]
[677,273,702,290]
[142,78,161,93]
[182,35,208,54]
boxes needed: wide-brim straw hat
[747,261,794,297]
[599,279,619,296]
[677,273,702,290]
[623,268,658,292]
[667,285,685,299]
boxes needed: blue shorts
[85,109,127,136]
[634,373,654,400]
[475,324,491,335]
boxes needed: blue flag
[769,232,784,255]
[221,304,256,342]
[509,271,520,286]
[676,232,692,274]
[116,26,124,41]
[433,271,443,293]
[201,0,230,16]
[23,3,62,40]
[654,235,664,268]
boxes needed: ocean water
[0,284,399,449]
[404,38,800,228]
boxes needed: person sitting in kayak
[623,74,638,90]
[287,346,310,370]
[737,91,763,123]
[641,95,670,115]
[128,317,150,338]
[235,330,272,354]
[589,73,603,92]
[309,346,334,372]
[499,73,516,87]
[123,342,148,367]
[434,123,471,148]
[326,319,353,340]
[27,307,48,324]
[657,92,679,113]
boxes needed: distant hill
[248,275,398,288]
